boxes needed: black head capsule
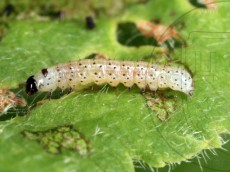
[85,16,96,29]
[26,76,38,95]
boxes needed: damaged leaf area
[145,92,177,121]
[0,0,229,172]
[23,125,91,156]
[0,88,26,116]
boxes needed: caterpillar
[26,58,194,97]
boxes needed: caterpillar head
[26,68,58,94]
[26,76,38,95]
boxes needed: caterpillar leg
[152,90,157,97]
[67,88,73,94]
[48,92,52,100]
[141,88,145,95]
[60,89,64,96]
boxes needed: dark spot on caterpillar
[85,66,87,68]
[161,76,163,79]
[94,72,97,75]
[99,65,102,68]
[123,74,126,76]
[69,79,72,81]
[41,68,48,77]
[113,77,116,79]
[86,16,96,30]
[58,80,60,82]
[93,62,96,64]
[175,79,177,81]
[79,63,82,66]
[109,73,112,76]
[108,63,111,65]
[48,78,51,80]
[122,64,125,67]
[2,4,14,17]
[114,67,116,69]
[127,67,130,69]
[83,77,86,79]
[47,83,49,85]
[137,64,140,67]
[99,76,101,78]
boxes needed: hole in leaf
[117,22,158,47]
[189,0,207,8]
[117,22,186,50]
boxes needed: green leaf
[0,0,229,171]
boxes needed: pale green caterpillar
[26,59,194,97]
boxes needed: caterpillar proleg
[26,59,194,96]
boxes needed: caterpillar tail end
[26,76,38,95]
